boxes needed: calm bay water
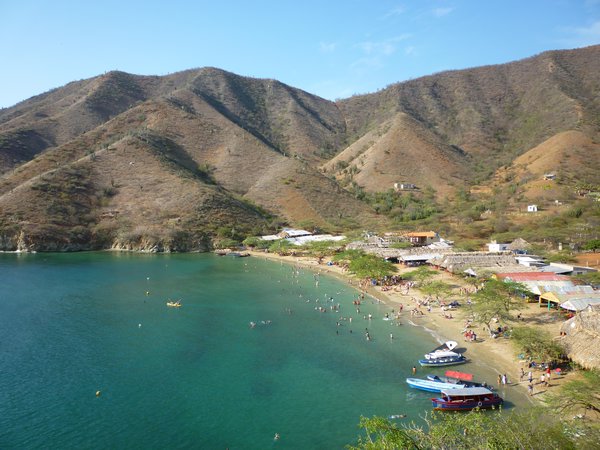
[0,253,520,449]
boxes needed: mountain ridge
[1,45,599,251]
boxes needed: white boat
[406,377,468,393]
[418,341,467,367]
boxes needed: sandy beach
[247,250,573,403]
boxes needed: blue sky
[1,0,599,108]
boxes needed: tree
[402,266,437,286]
[242,236,270,249]
[574,271,600,287]
[348,409,579,449]
[470,279,527,334]
[303,240,338,259]
[268,239,294,255]
[510,326,564,362]
[547,370,600,417]
[348,254,396,279]
[582,239,600,251]
[420,280,453,300]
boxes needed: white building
[488,240,509,252]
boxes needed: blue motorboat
[406,377,468,393]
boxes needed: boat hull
[432,398,503,411]
[406,378,465,393]
[418,357,467,367]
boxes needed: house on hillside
[543,173,556,181]
[488,240,509,252]
[405,231,439,246]
[394,182,417,191]
[527,205,538,212]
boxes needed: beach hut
[560,305,600,370]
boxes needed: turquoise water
[0,253,521,449]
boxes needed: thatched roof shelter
[560,305,600,370]
[507,238,531,251]
[429,252,519,274]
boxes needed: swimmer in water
[274,433,280,441]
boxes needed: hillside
[0,46,599,251]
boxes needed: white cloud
[382,5,405,19]
[319,41,337,53]
[561,20,600,47]
[351,34,411,76]
[356,34,411,56]
[404,45,416,56]
[432,7,453,17]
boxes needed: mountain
[0,45,599,251]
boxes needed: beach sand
[247,250,574,403]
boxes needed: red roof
[496,272,571,282]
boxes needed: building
[261,228,312,241]
[488,240,509,252]
[430,252,519,275]
[543,173,556,181]
[394,182,416,191]
[560,305,600,369]
[404,231,439,246]
[495,272,575,296]
[527,205,538,212]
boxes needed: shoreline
[248,250,572,405]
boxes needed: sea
[0,252,525,449]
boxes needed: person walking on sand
[520,367,525,381]
[497,374,502,387]
[502,374,507,385]
[528,383,534,396]
[540,374,545,385]
[528,371,533,384]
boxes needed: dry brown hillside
[0,45,599,251]
[494,130,600,202]
[322,112,470,196]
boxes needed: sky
[1,0,599,108]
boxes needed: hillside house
[405,231,439,246]
[543,173,556,181]
[394,182,416,191]
[527,205,538,212]
[487,240,509,252]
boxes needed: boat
[426,370,490,389]
[418,341,467,367]
[418,351,467,367]
[406,377,470,393]
[166,300,182,308]
[431,387,503,411]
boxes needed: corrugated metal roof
[497,272,571,281]
[560,298,600,311]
